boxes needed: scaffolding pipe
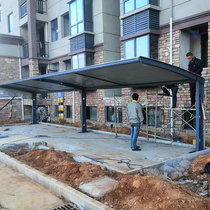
[114,94,118,138]
[146,90,149,140]
[73,91,75,123]
[162,94,166,137]
[154,91,158,142]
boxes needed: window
[124,0,135,13]
[105,89,122,97]
[136,35,149,57]
[86,106,97,121]
[142,107,162,127]
[124,0,149,14]
[106,107,122,123]
[0,4,2,22]
[8,12,14,33]
[69,0,84,36]
[48,62,59,73]
[54,105,59,117]
[136,0,149,9]
[62,13,69,37]
[51,18,58,42]
[64,59,71,70]
[125,39,135,59]
[69,0,93,36]
[36,0,47,14]
[124,35,150,59]
[66,106,72,118]
[72,53,85,69]
[72,53,94,69]
[20,2,27,18]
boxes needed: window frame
[62,12,70,37]
[66,106,72,119]
[123,0,149,14]
[71,52,94,69]
[0,4,2,22]
[51,18,58,42]
[105,106,123,123]
[86,106,97,121]
[71,53,85,69]
[142,107,162,127]
[8,12,14,33]
[20,1,27,19]
[54,105,59,117]
[69,0,85,36]
[124,34,150,59]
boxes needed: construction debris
[79,177,119,199]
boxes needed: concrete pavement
[0,162,64,210]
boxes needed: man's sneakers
[132,146,141,151]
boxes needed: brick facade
[0,98,22,120]
[29,58,40,77]
[0,57,20,83]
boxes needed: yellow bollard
[193,139,196,145]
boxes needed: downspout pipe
[170,0,174,137]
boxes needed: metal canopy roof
[0,57,204,94]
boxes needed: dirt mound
[190,154,210,174]
[12,150,210,209]
[15,149,116,188]
[188,154,210,181]
[102,174,210,210]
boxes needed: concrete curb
[41,122,197,149]
[129,148,210,174]
[0,152,112,210]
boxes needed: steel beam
[32,93,37,124]
[196,81,204,151]
[81,89,87,133]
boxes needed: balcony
[36,0,47,14]
[37,41,49,58]
[22,42,49,59]
[20,1,27,19]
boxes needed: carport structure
[0,57,205,151]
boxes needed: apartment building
[0,0,210,141]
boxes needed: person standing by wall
[127,93,144,151]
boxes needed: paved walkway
[0,162,64,210]
[0,124,194,173]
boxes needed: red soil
[13,149,210,210]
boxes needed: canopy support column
[196,81,204,151]
[81,89,87,133]
[32,93,37,124]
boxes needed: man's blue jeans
[130,123,140,149]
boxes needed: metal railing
[36,0,47,14]
[37,41,49,58]
[20,1,27,18]
[22,42,49,58]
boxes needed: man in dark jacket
[186,52,203,107]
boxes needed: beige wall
[160,0,210,26]
[0,44,20,57]
[0,0,21,36]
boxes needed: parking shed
[0,56,205,151]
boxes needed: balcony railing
[22,43,29,58]
[37,41,49,58]
[36,0,47,14]
[20,1,27,19]
[22,42,49,58]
